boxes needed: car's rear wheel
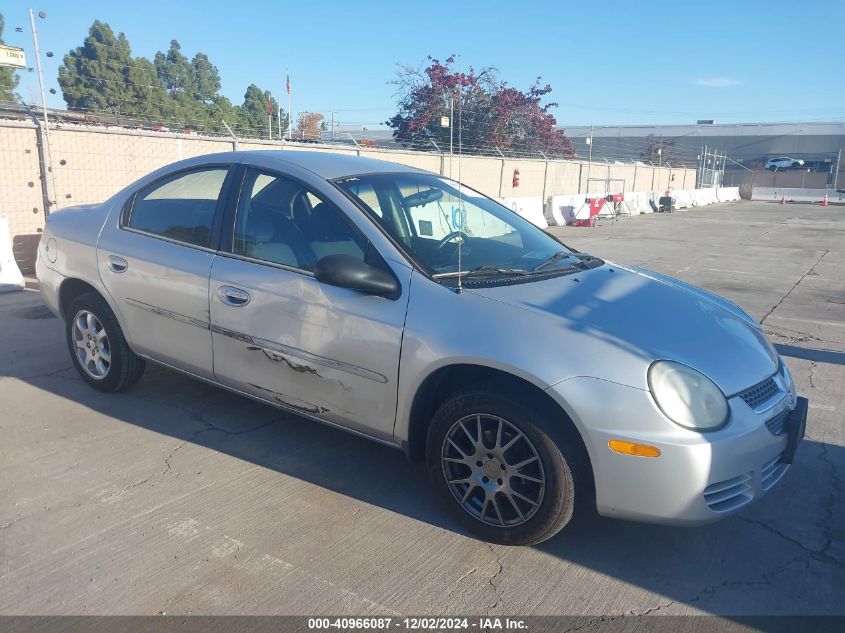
[66,292,145,392]
[427,385,579,545]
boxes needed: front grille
[703,472,753,512]
[765,408,789,436]
[761,452,789,490]
[737,376,779,410]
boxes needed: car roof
[234,150,426,180]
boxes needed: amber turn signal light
[608,440,661,458]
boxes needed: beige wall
[580,162,610,193]
[499,159,546,198]
[0,124,43,238]
[633,164,653,191]
[0,121,696,271]
[546,161,582,196]
[48,128,234,207]
[0,123,47,272]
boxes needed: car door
[209,167,411,442]
[98,165,233,379]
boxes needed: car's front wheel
[66,292,145,392]
[427,385,581,545]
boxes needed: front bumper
[547,376,805,525]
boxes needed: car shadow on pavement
[775,343,845,367]
[13,358,843,616]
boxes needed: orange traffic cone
[821,194,829,206]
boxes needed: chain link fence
[0,105,699,273]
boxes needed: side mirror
[314,254,400,298]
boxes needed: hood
[466,263,778,395]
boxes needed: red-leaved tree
[296,111,324,140]
[387,56,576,159]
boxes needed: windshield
[334,172,575,276]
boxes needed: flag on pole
[286,71,291,95]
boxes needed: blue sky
[4,0,844,128]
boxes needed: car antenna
[456,53,464,295]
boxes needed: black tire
[66,292,145,392]
[426,384,583,545]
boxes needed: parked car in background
[765,157,805,171]
[36,151,807,545]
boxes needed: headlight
[648,360,729,431]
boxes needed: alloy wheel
[441,413,546,527]
[71,310,112,379]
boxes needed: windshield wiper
[433,265,530,279]
[532,251,574,272]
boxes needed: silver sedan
[36,151,807,545]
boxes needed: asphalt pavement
[1,199,843,617]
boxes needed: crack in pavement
[483,543,505,615]
[731,515,842,569]
[0,501,85,531]
[565,551,810,629]
[126,391,282,442]
[684,552,808,609]
[162,443,185,477]
[729,441,843,570]
[817,442,842,565]
[100,394,281,497]
[0,516,26,530]
[3,366,76,382]
[632,601,675,616]
[561,493,842,630]
[562,614,620,633]
[765,326,841,347]
[761,250,829,325]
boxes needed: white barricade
[750,187,840,203]
[671,190,694,209]
[546,194,583,226]
[497,196,548,228]
[716,187,740,202]
[623,191,658,214]
[690,188,718,206]
[547,187,740,226]
[0,216,25,293]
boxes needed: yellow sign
[0,45,26,69]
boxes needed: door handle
[217,285,251,307]
[107,255,128,273]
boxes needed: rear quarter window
[126,168,227,247]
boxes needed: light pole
[449,95,454,178]
[28,8,58,212]
[585,126,593,193]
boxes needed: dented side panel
[208,255,412,442]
